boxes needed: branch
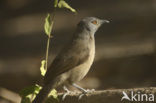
[1,87,156,103]
[47,87,156,103]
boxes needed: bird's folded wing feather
[44,43,89,84]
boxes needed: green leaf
[21,97,31,103]
[54,0,58,8]
[46,89,59,103]
[40,60,47,76]
[48,89,58,98]
[58,0,76,13]
[44,14,52,37]
[19,84,42,97]
[20,84,42,103]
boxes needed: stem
[45,8,56,70]
[45,37,50,70]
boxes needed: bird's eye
[91,20,98,25]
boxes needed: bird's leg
[62,86,71,101]
[72,83,88,92]
[72,83,95,99]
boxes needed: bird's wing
[44,42,89,84]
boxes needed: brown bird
[33,17,109,103]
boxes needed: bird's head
[77,17,109,34]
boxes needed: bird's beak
[100,19,110,24]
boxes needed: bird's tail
[32,84,53,103]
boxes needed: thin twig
[45,8,56,70]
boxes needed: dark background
[0,0,156,101]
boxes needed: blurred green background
[0,0,156,102]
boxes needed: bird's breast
[68,40,95,83]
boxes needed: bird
[32,17,109,103]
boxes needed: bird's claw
[62,86,71,101]
[78,89,95,100]
[62,91,70,101]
